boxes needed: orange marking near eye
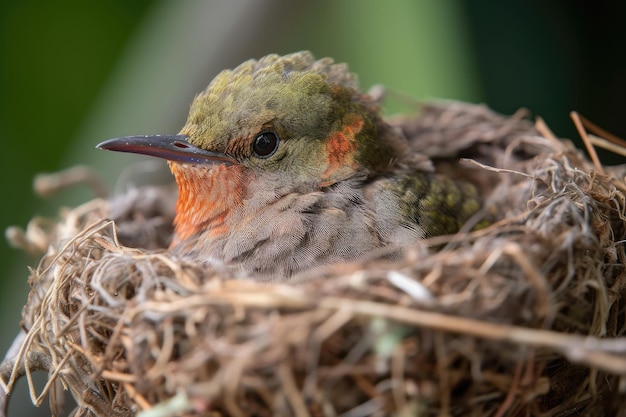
[323,114,364,181]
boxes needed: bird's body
[98,52,483,277]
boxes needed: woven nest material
[2,101,626,417]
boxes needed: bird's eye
[252,131,279,158]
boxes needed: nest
[2,102,626,417]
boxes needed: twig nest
[2,102,626,417]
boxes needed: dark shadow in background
[464,0,626,165]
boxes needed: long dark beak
[96,135,235,165]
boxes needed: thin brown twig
[278,362,311,417]
[317,298,626,374]
[535,116,562,146]
[493,359,523,417]
[571,111,604,175]
[577,113,626,148]
[587,135,626,157]
[123,382,151,411]
[34,165,110,199]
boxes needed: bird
[97,51,484,278]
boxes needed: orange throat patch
[168,162,245,246]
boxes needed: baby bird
[98,51,482,277]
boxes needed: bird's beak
[96,135,235,165]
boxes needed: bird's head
[97,51,402,243]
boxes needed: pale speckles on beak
[96,135,236,165]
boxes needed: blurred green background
[0,1,624,415]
